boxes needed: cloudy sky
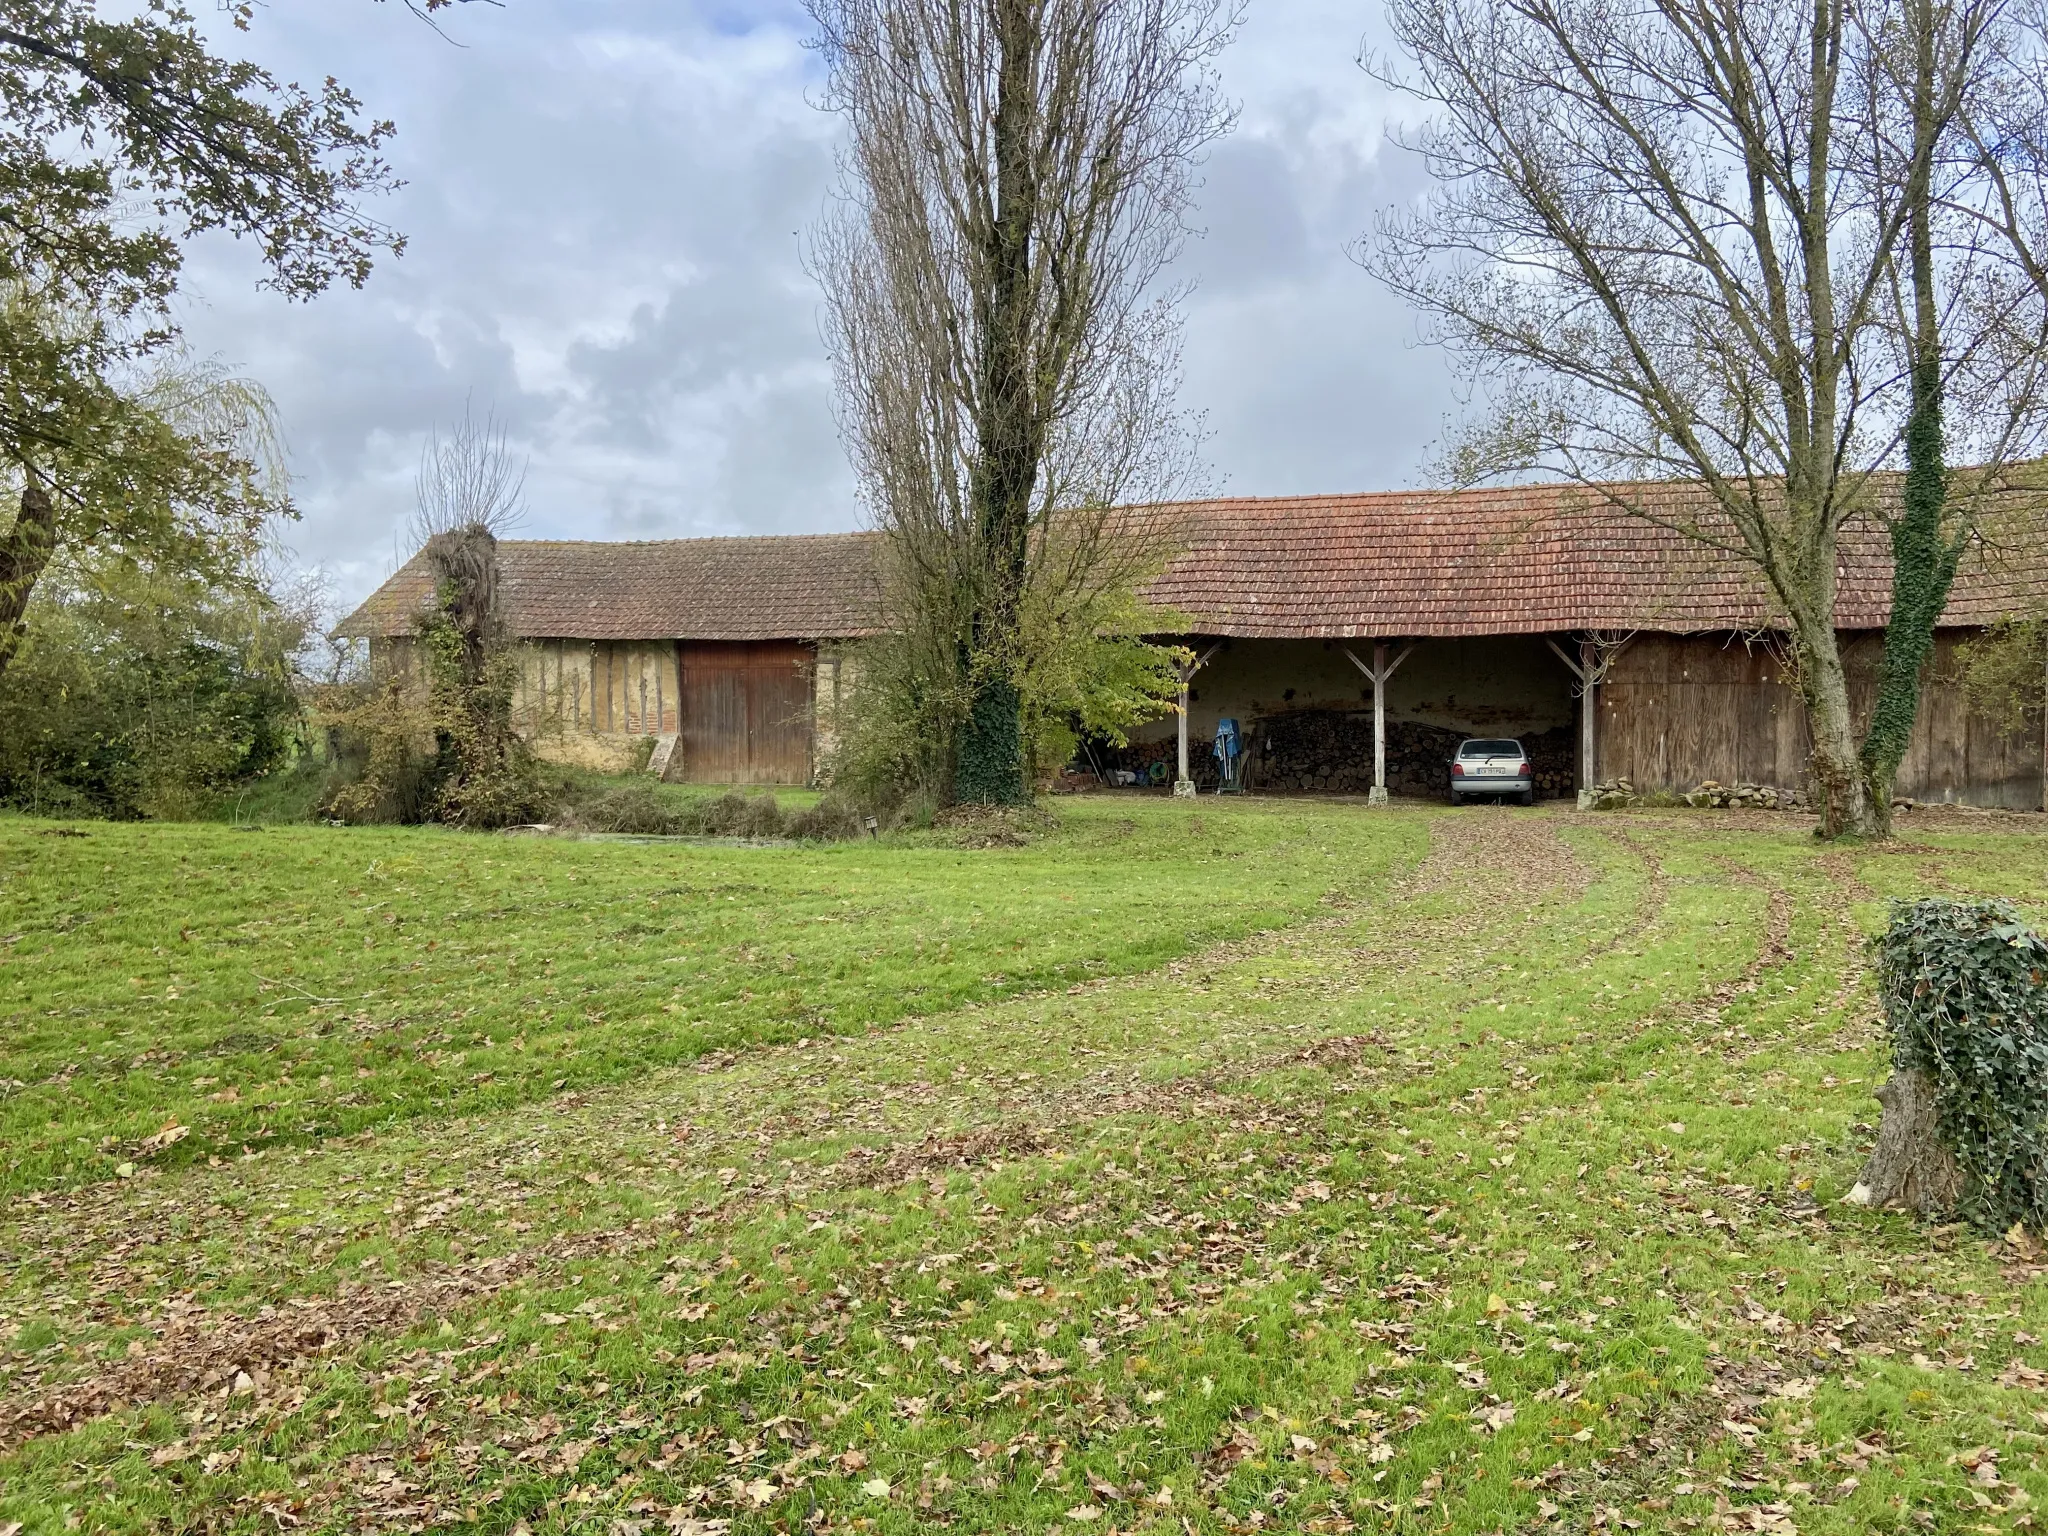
[175,1,1461,609]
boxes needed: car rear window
[1460,739,1522,756]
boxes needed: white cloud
[168,0,1462,608]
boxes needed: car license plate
[1480,765,1508,775]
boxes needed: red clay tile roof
[1139,481,2048,637]
[334,480,2048,642]
[333,532,887,642]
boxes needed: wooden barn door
[678,642,814,785]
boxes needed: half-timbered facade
[335,533,877,785]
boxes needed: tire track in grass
[4,831,1613,1433]
[261,1011,1857,1536]
[12,941,1814,1532]
[0,1078,1340,1461]
[1578,822,1673,957]
[0,814,1611,1455]
[0,1069,1356,1454]
[0,816,1515,1322]
[1658,855,1796,1051]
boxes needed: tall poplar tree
[811,0,1238,804]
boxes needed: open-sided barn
[334,481,2048,807]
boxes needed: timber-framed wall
[335,482,2048,806]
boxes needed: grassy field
[5,795,2048,1534]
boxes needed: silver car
[1451,737,1533,805]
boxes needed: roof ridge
[495,529,881,551]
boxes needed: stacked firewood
[1100,714,1578,799]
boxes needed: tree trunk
[1859,4,1961,837]
[1847,1068,1966,1215]
[0,479,59,682]
[1800,625,1881,838]
[952,0,1042,807]
[955,665,1025,804]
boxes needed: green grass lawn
[5,796,2048,1535]
[0,797,1403,1195]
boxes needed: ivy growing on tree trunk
[1365,0,2048,838]
[810,0,1237,806]
[1859,0,1971,836]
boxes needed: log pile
[1101,713,1578,799]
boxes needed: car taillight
[1517,761,1530,775]
[1452,762,1465,776]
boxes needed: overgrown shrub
[316,525,546,829]
[0,562,305,819]
[314,669,434,824]
[1956,618,2044,743]
[1878,897,2048,1232]
[568,778,690,835]
[823,583,1185,806]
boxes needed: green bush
[1878,897,2048,1232]
[0,565,305,820]
[822,583,1186,805]
[1956,617,2044,743]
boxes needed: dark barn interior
[1106,635,1581,799]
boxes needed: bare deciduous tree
[1363,0,2048,838]
[810,0,1240,804]
[401,403,536,823]
[409,402,528,549]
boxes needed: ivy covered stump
[1847,1069,1965,1213]
[1851,899,2048,1230]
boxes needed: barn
[333,481,2048,807]
[335,533,882,786]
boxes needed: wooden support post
[1342,641,1415,805]
[1372,641,1388,802]
[1547,633,1632,807]
[1174,641,1224,798]
[1175,674,1192,795]
[1580,636,1599,802]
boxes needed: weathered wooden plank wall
[678,641,814,785]
[1602,630,2042,808]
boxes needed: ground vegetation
[5,800,2048,1532]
